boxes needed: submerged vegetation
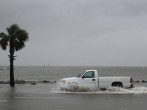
[0,79,57,85]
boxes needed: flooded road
[0,84,147,110]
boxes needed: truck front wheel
[111,82,123,88]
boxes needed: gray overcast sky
[0,0,147,66]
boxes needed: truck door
[79,71,97,90]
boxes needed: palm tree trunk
[10,55,15,87]
[9,38,15,87]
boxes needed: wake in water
[100,87,147,94]
[52,85,147,94]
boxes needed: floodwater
[0,84,147,110]
[0,66,147,110]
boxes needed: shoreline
[0,80,57,85]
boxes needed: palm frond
[15,29,29,42]
[13,40,25,51]
[0,32,9,50]
[0,32,8,38]
[7,24,19,37]
[6,24,29,51]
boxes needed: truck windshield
[76,71,85,78]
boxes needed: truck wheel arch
[111,82,123,88]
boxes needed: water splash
[52,85,147,94]
[128,87,147,94]
[101,87,147,94]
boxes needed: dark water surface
[0,66,147,110]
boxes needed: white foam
[52,86,147,94]
[102,87,147,94]
[127,87,147,94]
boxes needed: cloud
[0,0,147,66]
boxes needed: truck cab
[76,70,98,90]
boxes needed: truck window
[76,71,85,78]
[82,71,94,78]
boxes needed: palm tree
[0,24,29,87]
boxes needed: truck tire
[111,82,123,88]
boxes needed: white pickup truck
[59,70,133,91]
